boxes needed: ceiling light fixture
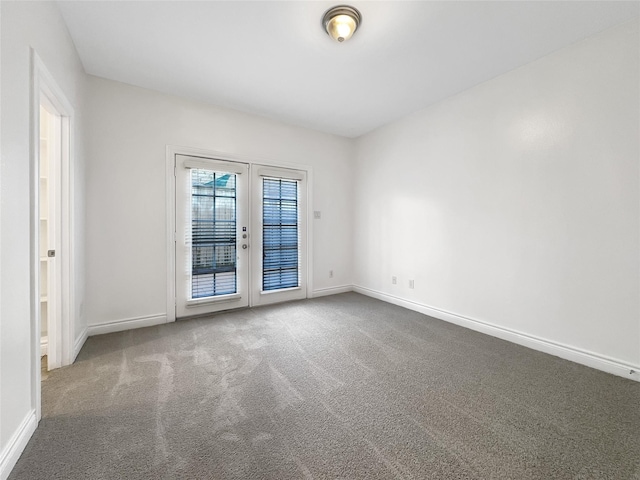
[322,5,362,43]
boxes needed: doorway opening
[39,102,62,372]
[31,50,76,421]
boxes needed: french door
[174,154,307,318]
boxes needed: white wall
[353,20,640,374]
[84,76,353,329]
[0,1,87,476]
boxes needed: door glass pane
[263,178,299,291]
[191,169,237,298]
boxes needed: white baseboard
[312,285,353,298]
[87,314,167,337]
[353,285,640,382]
[72,327,88,362]
[0,409,37,480]
[40,336,47,357]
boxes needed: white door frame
[166,145,314,321]
[30,49,75,421]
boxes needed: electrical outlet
[409,279,415,289]
[392,276,397,285]
[329,270,334,278]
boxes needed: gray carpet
[10,293,640,479]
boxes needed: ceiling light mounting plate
[322,5,362,43]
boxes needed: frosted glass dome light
[323,6,362,43]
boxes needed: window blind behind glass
[262,178,299,291]
[191,169,237,298]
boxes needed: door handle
[242,244,248,249]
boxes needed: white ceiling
[57,1,639,138]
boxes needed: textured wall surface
[354,20,640,367]
[84,76,353,328]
